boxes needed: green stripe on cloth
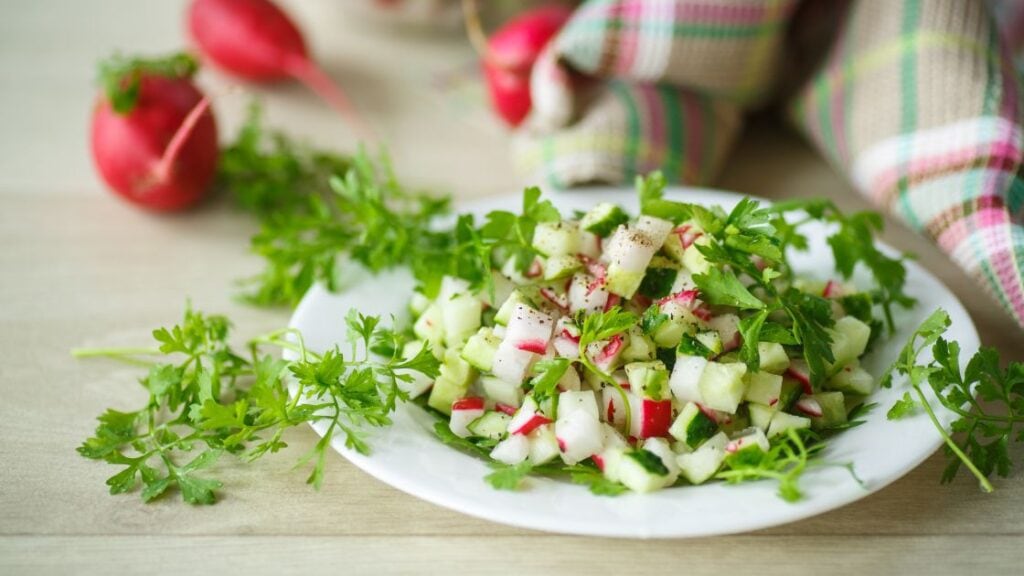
[611,81,641,178]
[567,17,786,39]
[897,0,922,229]
[659,86,684,182]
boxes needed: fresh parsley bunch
[76,307,438,504]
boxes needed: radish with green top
[91,53,217,211]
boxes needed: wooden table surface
[2,1,1022,574]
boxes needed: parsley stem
[71,346,162,366]
[911,383,994,493]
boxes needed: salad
[398,181,887,495]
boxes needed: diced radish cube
[626,393,672,439]
[795,396,823,418]
[787,359,813,394]
[557,365,582,392]
[555,409,603,465]
[528,425,560,465]
[491,434,531,465]
[508,396,552,435]
[669,355,708,404]
[602,386,628,429]
[634,216,674,246]
[568,272,610,315]
[504,303,555,348]
[557,390,599,420]
[492,345,537,384]
[708,313,741,352]
[449,397,485,438]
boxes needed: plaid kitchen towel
[514,0,1024,330]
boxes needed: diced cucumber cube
[533,221,580,257]
[766,412,811,439]
[697,362,748,413]
[724,428,771,469]
[676,431,728,484]
[641,437,680,484]
[828,316,872,368]
[495,290,533,326]
[694,330,723,356]
[617,448,671,493]
[427,350,477,415]
[460,327,502,372]
[744,371,783,407]
[605,265,646,300]
[827,363,875,396]
[747,403,777,431]
[681,236,711,275]
[409,292,431,317]
[638,266,677,300]
[443,293,482,348]
[757,342,790,374]
[651,301,701,348]
[481,376,522,407]
[580,202,629,237]
[543,254,582,281]
[413,303,445,360]
[806,391,848,430]
[668,402,718,448]
[778,377,803,410]
[468,411,512,440]
[622,326,656,362]
[624,360,670,400]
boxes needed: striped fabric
[515,0,1024,331]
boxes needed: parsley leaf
[485,462,534,491]
[884,309,1024,493]
[693,267,765,310]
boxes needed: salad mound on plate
[400,175,905,496]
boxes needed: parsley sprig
[75,306,438,504]
[883,309,1024,492]
[219,106,453,305]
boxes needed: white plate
[287,187,979,538]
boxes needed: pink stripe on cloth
[614,0,643,77]
[867,137,1024,204]
[640,85,666,171]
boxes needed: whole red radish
[479,5,573,127]
[90,53,219,211]
[187,0,365,135]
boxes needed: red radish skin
[512,414,552,436]
[787,362,814,394]
[91,75,218,211]
[796,397,823,418]
[482,5,573,127]
[515,339,548,354]
[592,454,605,471]
[188,0,366,136]
[639,399,672,438]
[452,397,485,411]
[496,403,518,416]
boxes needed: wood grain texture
[1,0,1022,573]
